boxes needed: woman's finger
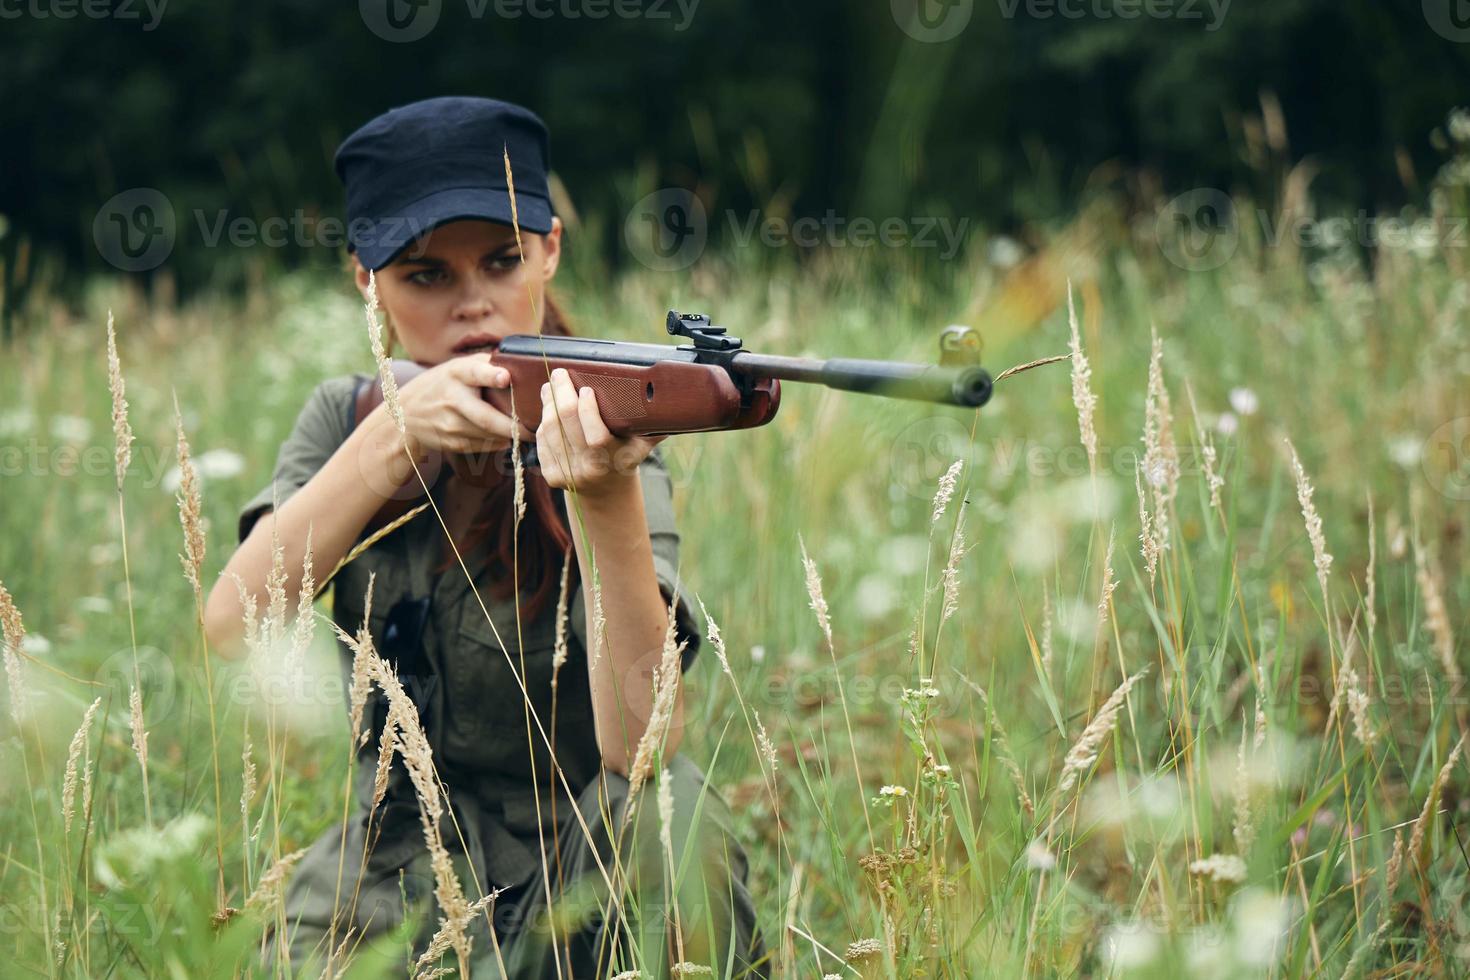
[450,353,509,389]
[454,387,533,442]
[577,385,613,449]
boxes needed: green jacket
[237,372,707,890]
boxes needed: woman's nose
[451,276,496,320]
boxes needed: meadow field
[2,184,1468,978]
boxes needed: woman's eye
[407,268,446,286]
[489,254,521,271]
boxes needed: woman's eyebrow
[398,244,519,268]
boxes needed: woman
[204,96,768,978]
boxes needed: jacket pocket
[440,600,564,763]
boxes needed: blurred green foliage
[2,0,1469,319]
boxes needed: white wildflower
[1189,853,1247,884]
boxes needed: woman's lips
[452,335,501,354]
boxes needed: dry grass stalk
[1134,467,1158,585]
[287,528,316,672]
[1325,627,1374,746]
[1183,380,1224,514]
[1405,734,1466,872]
[940,507,970,627]
[172,395,207,599]
[1413,534,1460,692]
[61,696,103,832]
[241,736,257,829]
[371,724,397,811]
[695,593,733,680]
[1039,589,1055,678]
[957,674,1034,818]
[263,496,290,647]
[245,848,308,913]
[107,311,133,491]
[128,684,149,775]
[1253,687,1267,750]
[931,460,962,524]
[798,534,833,651]
[0,580,29,724]
[1285,438,1333,608]
[995,353,1071,383]
[1383,829,1405,898]
[588,566,607,669]
[1365,493,1377,637]
[657,766,675,856]
[1096,529,1118,637]
[1344,670,1375,747]
[1232,721,1256,856]
[330,612,477,975]
[365,271,405,432]
[504,147,525,256]
[551,549,573,684]
[1056,668,1149,796]
[1140,329,1178,554]
[754,711,780,774]
[511,398,527,523]
[228,573,262,659]
[628,596,688,801]
[1066,282,1098,475]
[346,582,375,749]
[318,502,429,599]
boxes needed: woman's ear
[352,254,373,300]
[541,217,563,280]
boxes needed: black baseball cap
[334,96,555,271]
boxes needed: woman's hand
[536,367,665,499]
[392,353,535,463]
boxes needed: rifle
[354,309,993,492]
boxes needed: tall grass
[1,181,1468,977]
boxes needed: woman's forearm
[203,405,414,658]
[568,475,686,777]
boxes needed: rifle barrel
[729,352,992,408]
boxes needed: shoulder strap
[350,362,428,431]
